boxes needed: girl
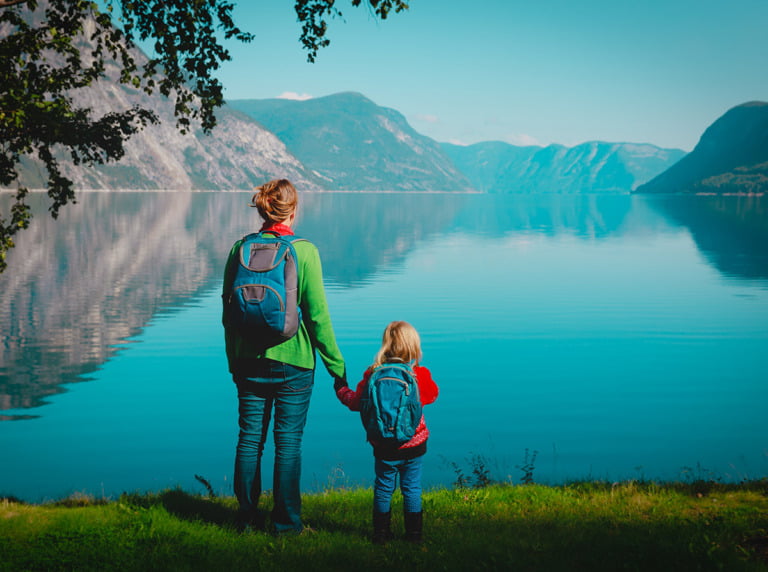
[336,321,439,544]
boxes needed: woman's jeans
[374,456,423,513]
[234,360,314,533]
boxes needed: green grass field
[2,480,767,571]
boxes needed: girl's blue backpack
[222,231,304,349]
[360,362,422,444]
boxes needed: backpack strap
[374,363,418,397]
[377,361,415,376]
[237,232,303,270]
[251,230,309,245]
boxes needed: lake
[1,191,767,502]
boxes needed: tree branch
[0,0,28,8]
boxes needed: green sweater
[222,238,345,381]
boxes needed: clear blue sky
[215,0,768,151]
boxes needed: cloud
[277,91,313,101]
[448,134,541,147]
[505,133,542,147]
[412,114,440,124]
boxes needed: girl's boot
[404,510,423,543]
[372,510,392,545]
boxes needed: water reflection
[0,192,469,416]
[1,191,766,418]
[648,195,768,281]
[0,192,231,416]
[299,192,468,286]
[452,194,635,239]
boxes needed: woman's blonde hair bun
[251,179,298,223]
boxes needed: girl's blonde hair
[250,179,298,223]
[373,321,422,368]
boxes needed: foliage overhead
[0,0,408,273]
[295,0,408,62]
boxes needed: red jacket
[337,364,439,460]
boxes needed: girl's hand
[333,375,348,393]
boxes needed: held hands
[333,374,348,394]
[333,373,357,409]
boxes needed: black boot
[404,510,423,543]
[372,510,392,545]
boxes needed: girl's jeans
[374,455,424,513]
[234,360,314,533]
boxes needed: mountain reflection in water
[648,194,768,281]
[0,192,766,419]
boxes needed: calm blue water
[1,191,767,501]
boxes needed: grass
[1,480,767,571]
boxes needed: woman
[222,179,346,534]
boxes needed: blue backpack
[223,231,305,349]
[360,362,422,444]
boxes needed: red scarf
[260,222,294,236]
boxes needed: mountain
[634,101,768,194]
[442,140,686,194]
[5,7,322,192]
[15,101,324,191]
[228,92,474,191]
[15,89,323,191]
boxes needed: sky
[213,0,768,151]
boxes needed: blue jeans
[374,456,424,513]
[234,360,314,533]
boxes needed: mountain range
[441,139,685,193]
[13,87,690,193]
[6,5,767,196]
[229,93,690,193]
[5,19,696,197]
[5,3,767,194]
